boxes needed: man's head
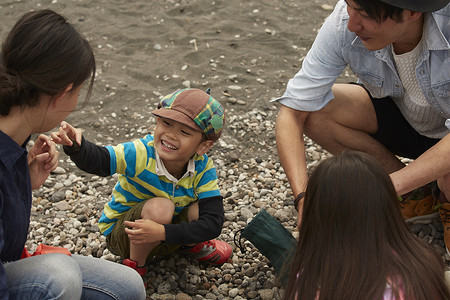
[345,0,443,52]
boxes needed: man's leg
[304,83,439,221]
[303,83,405,174]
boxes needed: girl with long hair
[283,151,450,299]
[0,9,145,299]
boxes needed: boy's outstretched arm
[51,121,111,177]
[51,121,83,147]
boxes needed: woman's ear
[51,84,74,108]
[196,140,214,156]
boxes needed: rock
[51,191,66,203]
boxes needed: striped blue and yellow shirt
[98,134,220,236]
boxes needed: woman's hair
[283,151,450,300]
[0,9,96,116]
[352,0,405,23]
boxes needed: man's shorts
[106,199,191,262]
[356,84,440,159]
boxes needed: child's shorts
[106,199,191,262]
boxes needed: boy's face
[345,0,414,51]
[154,117,211,166]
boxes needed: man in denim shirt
[275,0,450,250]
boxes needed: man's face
[345,0,410,51]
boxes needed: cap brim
[379,0,449,12]
[152,108,201,132]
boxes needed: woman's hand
[28,134,59,189]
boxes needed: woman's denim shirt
[277,0,450,129]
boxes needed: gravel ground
[27,106,450,299]
[10,0,447,298]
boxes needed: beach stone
[54,200,70,211]
[175,293,191,300]
[157,282,172,294]
[259,289,274,299]
[51,191,66,202]
[154,295,175,300]
[246,290,258,298]
[52,167,66,174]
[229,288,239,298]
[184,284,197,295]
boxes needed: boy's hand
[50,121,83,147]
[28,134,59,189]
[124,219,166,245]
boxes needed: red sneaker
[179,239,232,265]
[122,258,147,276]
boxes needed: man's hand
[124,219,165,245]
[28,134,59,190]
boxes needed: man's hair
[353,0,405,22]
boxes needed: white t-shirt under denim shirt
[273,0,450,135]
[392,38,448,139]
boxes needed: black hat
[380,0,449,12]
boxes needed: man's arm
[391,132,450,196]
[276,105,310,200]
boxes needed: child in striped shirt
[52,88,232,277]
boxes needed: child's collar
[154,149,195,182]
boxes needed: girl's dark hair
[283,151,450,300]
[0,9,96,116]
[353,0,405,22]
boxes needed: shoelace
[439,205,450,223]
[203,240,214,248]
[233,229,246,253]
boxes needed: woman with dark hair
[0,9,145,299]
[283,151,450,300]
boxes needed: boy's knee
[141,197,175,223]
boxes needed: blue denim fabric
[275,0,450,129]
[4,254,146,300]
